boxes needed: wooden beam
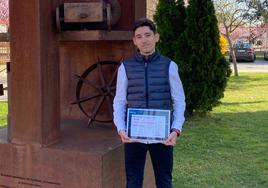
[135,0,147,20]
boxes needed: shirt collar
[134,50,160,63]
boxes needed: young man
[113,18,185,188]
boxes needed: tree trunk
[225,26,238,76]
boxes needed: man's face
[133,26,159,56]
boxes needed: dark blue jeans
[124,143,173,188]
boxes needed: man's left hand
[163,132,178,146]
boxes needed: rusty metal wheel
[73,60,120,126]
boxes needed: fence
[0,25,9,64]
[0,41,9,64]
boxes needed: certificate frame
[126,108,171,142]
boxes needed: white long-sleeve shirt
[113,60,186,134]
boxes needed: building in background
[219,24,268,52]
[0,0,9,64]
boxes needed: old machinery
[56,0,121,31]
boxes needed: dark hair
[133,18,157,33]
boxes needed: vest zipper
[145,62,148,107]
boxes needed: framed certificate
[127,108,171,142]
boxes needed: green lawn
[0,101,7,128]
[173,73,268,188]
[224,54,265,61]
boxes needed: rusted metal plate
[64,2,103,23]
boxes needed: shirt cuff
[171,124,183,132]
[116,127,126,134]
[171,128,181,136]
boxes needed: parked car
[264,51,268,61]
[229,42,256,62]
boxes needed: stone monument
[0,0,154,187]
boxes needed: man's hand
[163,132,178,146]
[118,130,134,143]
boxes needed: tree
[154,0,186,60]
[147,0,158,20]
[214,0,250,76]
[237,0,268,44]
[175,0,231,115]
[0,0,9,25]
[0,0,9,41]
[220,34,229,54]
[238,0,268,24]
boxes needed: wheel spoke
[76,75,102,90]
[97,63,107,87]
[88,96,105,126]
[72,93,101,104]
[108,63,120,86]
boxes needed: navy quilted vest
[123,51,172,109]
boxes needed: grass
[173,73,268,188]
[224,54,265,61]
[256,54,265,60]
[0,101,7,128]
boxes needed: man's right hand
[118,130,133,143]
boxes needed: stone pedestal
[0,120,154,188]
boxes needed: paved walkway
[231,60,268,73]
